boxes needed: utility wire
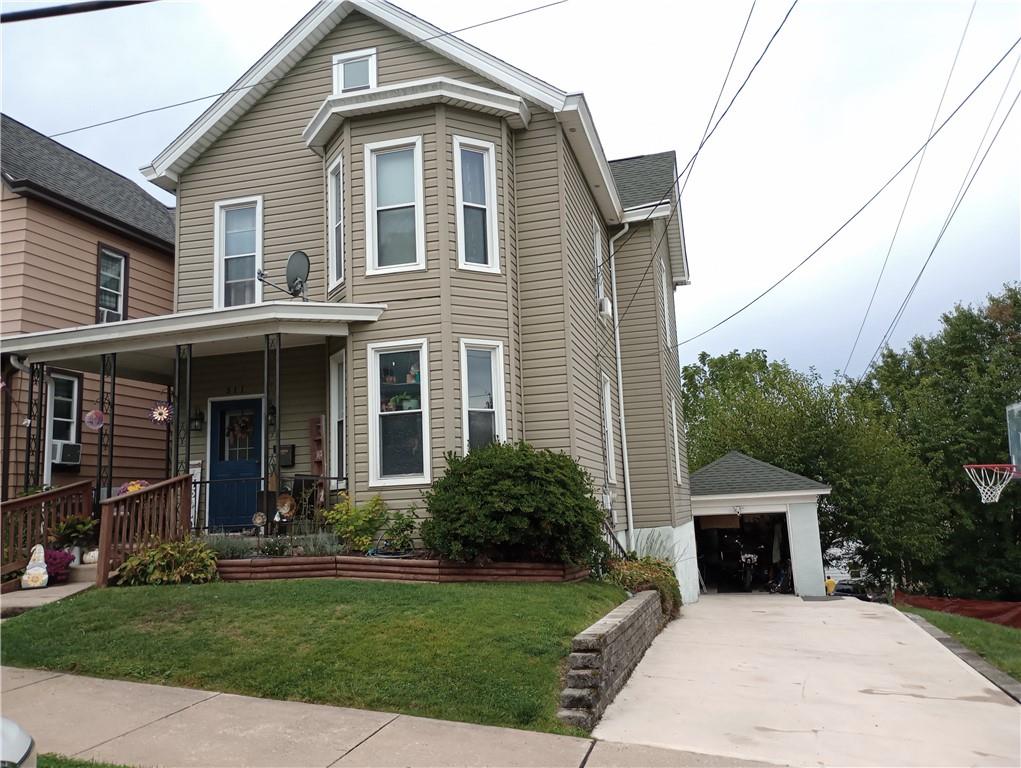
[1,0,154,24]
[598,0,795,274]
[840,0,977,377]
[47,0,568,138]
[673,33,1021,350]
[856,83,1021,383]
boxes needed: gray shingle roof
[690,451,830,497]
[608,151,677,210]
[1,113,174,248]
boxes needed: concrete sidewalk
[0,667,773,768]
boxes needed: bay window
[593,215,604,299]
[365,137,424,274]
[454,136,499,272]
[214,196,262,308]
[369,339,430,485]
[327,155,344,289]
[96,245,126,323]
[459,339,506,454]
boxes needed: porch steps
[69,563,97,583]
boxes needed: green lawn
[2,579,623,733]
[39,756,128,768]
[901,605,1021,680]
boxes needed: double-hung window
[215,196,262,308]
[369,339,430,485]
[659,257,672,345]
[327,155,344,289]
[333,48,376,93]
[601,373,616,485]
[47,372,79,452]
[459,339,506,453]
[330,350,346,489]
[671,396,683,485]
[454,136,498,272]
[593,215,604,299]
[365,137,424,274]
[96,245,126,322]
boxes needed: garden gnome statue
[21,544,48,589]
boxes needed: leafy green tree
[682,350,946,583]
[865,284,1021,599]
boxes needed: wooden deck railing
[96,475,192,586]
[1,480,93,578]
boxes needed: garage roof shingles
[1,113,175,248]
[608,151,677,210]
[690,451,829,497]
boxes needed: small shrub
[257,536,292,557]
[323,493,388,552]
[49,515,97,549]
[421,442,609,565]
[294,531,343,556]
[607,556,682,619]
[44,548,75,584]
[203,534,257,560]
[376,508,418,553]
[115,537,218,586]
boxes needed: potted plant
[49,515,97,566]
[389,393,418,411]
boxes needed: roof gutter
[609,223,634,550]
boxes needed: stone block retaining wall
[557,590,666,730]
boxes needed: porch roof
[1,301,384,383]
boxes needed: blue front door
[208,399,262,529]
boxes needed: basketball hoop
[963,464,1018,504]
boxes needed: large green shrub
[421,442,609,565]
[607,556,681,619]
[115,538,218,586]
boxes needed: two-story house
[0,113,176,500]
[0,0,698,601]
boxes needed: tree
[866,284,1021,599]
[682,350,947,584]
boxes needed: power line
[840,0,977,377]
[856,84,1021,383]
[1,0,154,24]
[673,33,1021,351]
[47,0,568,138]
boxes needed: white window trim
[593,214,604,300]
[44,372,80,484]
[364,136,425,276]
[368,338,431,487]
[659,257,671,345]
[453,135,500,274]
[601,372,616,485]
[329,349,347,490]
[97,249,125,323]
[213,195,263,309]
[458,338,507,455]
[671,396,683,485]
[332,48,377,94]
[327,154,344,291]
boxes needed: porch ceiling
[1,301,384,383]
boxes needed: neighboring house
[0,0,695,593]
[0,113,176,499]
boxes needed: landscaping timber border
[216,555,590,584]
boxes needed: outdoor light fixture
[267,404,277,428]
[189,409,205,432]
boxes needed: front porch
[2,301,384,530]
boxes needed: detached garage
[690,452,830,597]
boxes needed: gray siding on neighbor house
[175,10,501,312]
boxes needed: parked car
[1,717,36,767]
[834,579,877,602]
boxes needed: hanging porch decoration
[83,408,106,431]
[148,401,174,426]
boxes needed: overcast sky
[2,0,1018,378]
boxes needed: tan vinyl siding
[560,140,623,518]
[175,11,501,312]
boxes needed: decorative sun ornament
[83,409,105,431]
[149,401,174,425]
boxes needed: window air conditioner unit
[53,441,82,466]
[597,296,613,319]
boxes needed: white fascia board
[2,301,386,363]
[622,201,672,222]
[691,488,831,506]
[142,0,567,191]
[558,94,623,225]
[304,78,530,152]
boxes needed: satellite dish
[286,251,310,300]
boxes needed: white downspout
[609,224,634,551]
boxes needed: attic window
[333,48,377,93]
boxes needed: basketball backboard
[1008,402,1021,468]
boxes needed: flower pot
[82,549,99,565]
[67,546,81,566]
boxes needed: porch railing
[96,474,192,587]
[603,518,629,560]
[1,480,93,579]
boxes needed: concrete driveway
[593,595,1020,767]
